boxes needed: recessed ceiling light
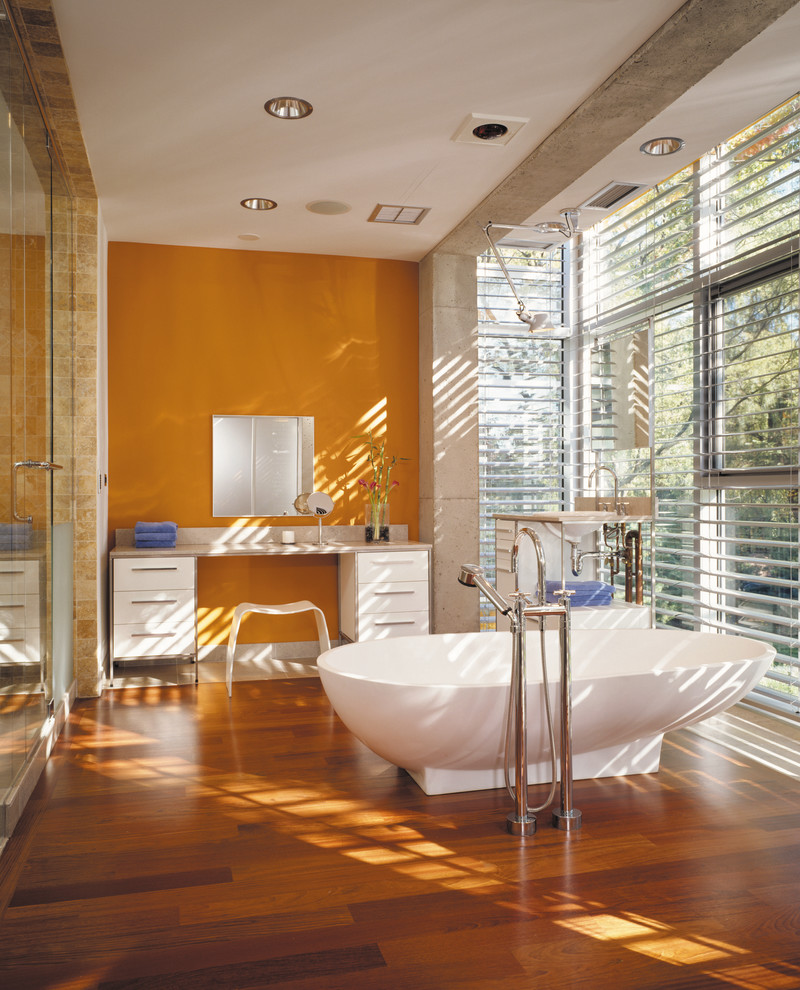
[264,96,313,119]
[452,113,528,146]
[238,233,260,241]
[240,198,277,211]
[473,122,509,141]
[639,136,685,156]
[306,200,351,215]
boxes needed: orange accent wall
[108,242,419,644]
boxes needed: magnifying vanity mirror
[295,490,334,544]
[212,415,314,516]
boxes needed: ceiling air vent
[368,204,430,225]
[579,181,646,212]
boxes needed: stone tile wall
[8,0,103,696]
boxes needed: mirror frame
[212,414,314,517]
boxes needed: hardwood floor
[1,677,799,989]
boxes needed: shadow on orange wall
[108,243,419,645]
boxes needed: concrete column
[419,251,481,633]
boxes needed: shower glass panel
[0,9,74,834]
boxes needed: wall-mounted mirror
[212,415,314,516]
[590,322,651,451]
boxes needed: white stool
[225,600,331,696]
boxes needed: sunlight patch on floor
[686,708,800,780]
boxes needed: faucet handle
[508,590,534,607]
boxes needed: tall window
[578,94,800,716]
[477,246,566,628]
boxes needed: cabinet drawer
[357,550,428,584]
[496,546,513,573]
[113,622,195,659]
[357,610,429,639]
[495,519,516,544]
[114,556,194,591]
[0,596,40,633]
[357,582,428,615]
[114,588,195,626]
[0,627,40,663]
[0,561,39,595]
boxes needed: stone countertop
[110,539,431,558]
[110,525,430,558]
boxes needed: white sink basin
[524,511,620,542]
[506,509,652,543]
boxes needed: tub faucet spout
[511,526,547,605]
[457,564,511,616]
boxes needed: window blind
[578,93,800,716]
[477,247,565,628]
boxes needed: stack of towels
[0,522,33,551]
[134,521,178,549]
[545,580,613,607]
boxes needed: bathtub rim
[318,628,775,689]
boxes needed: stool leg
[226,607,248,697]
[311,607,331,654]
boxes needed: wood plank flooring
[1,677,799,990]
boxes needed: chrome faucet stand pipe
[552,595,581,832]
[522,594,582,833]
[507,593,537,838]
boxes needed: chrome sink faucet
[588,464,624,515]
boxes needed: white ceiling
[51,0,800,262]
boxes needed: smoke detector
[452,113,528,146]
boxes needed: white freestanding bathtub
[317,629,774,795]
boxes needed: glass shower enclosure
[0,7,74,843]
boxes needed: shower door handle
[12,460,64,524]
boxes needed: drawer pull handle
[130,632,180,638]
[132,599,179,605]
[372,590,415,596]
[0,569,25,575]
[0,603,25,609]
[1,637,25,643]
[374,619,417,626]
[131,566,180,572]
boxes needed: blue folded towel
[546,580,613,606]
[0,523,33,550]
[135,521,178,535]
[0,523,32,536]
[570,594,613,607]
[135,538,177,548]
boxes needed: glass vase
[364,502,390,542]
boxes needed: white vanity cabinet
[111,556,197,676]
[339,548,430,642]
[0,559,41,665]
[494,518,517,605]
